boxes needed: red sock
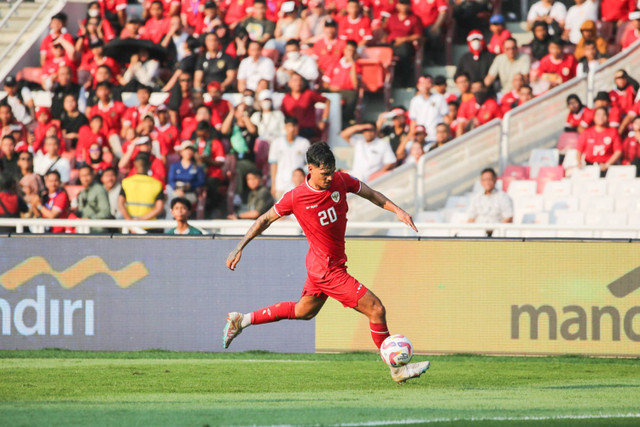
[250,302,297,325]
[370,322,390,349]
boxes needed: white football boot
[390,360,431,383]
[222,312,244,349]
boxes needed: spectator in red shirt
[621,116,640,167]
[204,81,231,129]
[499,73,525,114]
[220,0,253,29]
[122,85,156,137]
[0,173,26,231]
[42,39,77,91]
[281,72,331,140]
[456,80,502,136]
[181,0,207,30]
[611,69,638,118]
[193,1,223,37]
[77,115,109,164]
[120,135,167,184]
[33,108,63,154]
[142,1,172,44]
[85,40,121,83]
[581,91,623,130]
[35,170,70,233]
[40,13,75,66]
[577,107,622,176]
[488,14,512,54]
[153,105,180,156]
[120,15,144,39]
[339,0,373,46]
[322,40,361,126]
[98,0,127,31]
[565,93,591,133]
[142,0,180,18]
[535,39,577,88]
[385,0,423,87]
[311,18,345,73]
[87,82,128,155]
[364,0,397,30]
[622,11,640,49]
[600,0,636,22]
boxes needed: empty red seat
[501,165,529,192]
[557,131,579,152]
[16,67,43,85]
[536,166,564,194]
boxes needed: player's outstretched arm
[357,182,418,232]
[226,207,282,271]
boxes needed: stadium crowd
[0,0,639,231]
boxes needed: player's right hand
[226,248,242,271]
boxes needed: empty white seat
[513,195,544,223]
[562,149,580,177]
[552,210,585,225]
[445,195,470,211]
[606,165,637,180]
[615,197,640,212]
[573,179,607,197]
[521,212,550,224]
[608,179,640,197]
[544,195,579,212]
[529,148,559,178]
[542,179,572,197]
[585,212,627,226]
[415,211,444,223]
[507,180,537,197]
[580,196,615,212]
[571,165,601,180]
[448,211,469,223]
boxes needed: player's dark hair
[481,168,497,178]
[171,197,192,210]
[307,142,335,169]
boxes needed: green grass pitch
[1,350,639,426]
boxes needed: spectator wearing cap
[534,39,577,91]
[99,166,120,218]
[166,197,202,234]
[121,86,156,138]
[339,0,373,47]
[576,107,622,176]
[341,122,397,182]
[272,2,303,52]
[33,108,63,154]
[322,40,361,126]
[528,21,559,61]
[238,0,275,44]
[455,31,495,83]
[87,81,128,155]
[395,124,425,161]
[377,106,409,159]
[563,0,598,45]
[384,0,423,87]
[456,80,502,137]
[576,40,605,77]
[484,38,530,94]
[268,116,311,198]
[300,0,330,45]
[432,75,457,103]
[281,73,331,140]
[610,70,637,118]
[194,32,239,93]
[581,91,622,130]
[75,165,113,231]
[192,1,223,37]
[499,73,525,114]
[277,39,319,88]
[153,105,180,155]
[0,76,34,126]
[408,75,448,142]
[573,20,607,60]
[118,152,165,221]
[228,168,274,219]
[219,0,253,29]
[77,115,109,164]
[34,137,71,184]
[120,48,160,91]
[119,135,167,184]
[237,40,276,93]
[251,89,286,143]
[411,0,448,65]
[487,14,512,55]
[565,93,591,132]
[311,18,346,73]
[51,67,81,121]
[527,0,566,35]
[168,140,206,208]
[40,13,75,66]
[0,135,21,184]
[33,170,70,233]
[622,11,640,49]
[41,37,77,92]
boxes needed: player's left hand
[396,209,418,232]
[226,248,243,271]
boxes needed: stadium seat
[561,149,580,177]
[507,180,537,197]
[528,148,559,178]
[444,195,470,212]
[536,166,564,194]
[16,67,43,85]
[513,195,543,223]
[615,197,640,213]
[606,165,637,180]
[542,179,571,197]
[580,196,614,212]
[608,179,640,197]
[65,185,83,203]
[553,211,590,238]
[544,195,579,212]
[573,180,607,197]
[357,46,395,108]
[448,211,469,223]
[521,212,550,224]
[585,212,627,226]
[571,165,600,180]
[500,165,529,192]
[556,132,579,153]
[415,211,450,237]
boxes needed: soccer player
[223,142,430,383]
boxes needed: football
[380,335,413,367]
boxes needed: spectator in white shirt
[268,116,311,198]
[251,89,286,143]
[563,0,598,45]
[408,75,449,143]
[1,76,34,125]
[237,40,276,94]
[527,0,566,35]
[340,122,397,182]
[34,136,71,184]
[467,168,513,233]
[276,39,319,88]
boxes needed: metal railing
[0,0,24,30]
[590,39,640,105]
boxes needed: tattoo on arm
[235,208,280,251]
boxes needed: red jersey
[143,0,180,16]
[610,85,636,115]
[153,123,180,155]
[622,27,640,50]
[88,101,128,135]
[364,0,397,21]
[622,134,640,165]
[500,89,518,114]
[281,90,327,130]
[578,126,622,164]
[273,171,361,274]
[122,104,157,130]
[538,54,577,83]
[195,137,226,179]
[581,106,622,128]
[40,32,74,64]
[204,99,231,129]
[33,122,64,153]
[44,190,70,233]
[181,0,205,28]
[475,98,502,125]
[142,17,172,44]
[338,15,373,44]
[88,56,121,82]
[411,0,447,28]
[323,58,360,90]
[488,29,512,55]
[385,13,423,43]
[311,37,346,73]
[565,107,592,130]
[42,56,77,82]
[99,0,127,15]
[124,150,167,183]
[77,125,108,161]
[601,0,635,22]
[221,0,253,26]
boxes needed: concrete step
[390,88,415,109]
[506,21,529,34]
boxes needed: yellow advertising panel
[316,240,640,356]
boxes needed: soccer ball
[380,334,413,367]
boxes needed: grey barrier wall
[0,236,314,352]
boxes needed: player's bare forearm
[358,182,418,232]
[226,208,281,270]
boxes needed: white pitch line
[256,413,640,427]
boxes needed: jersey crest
[331,191,340,203]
